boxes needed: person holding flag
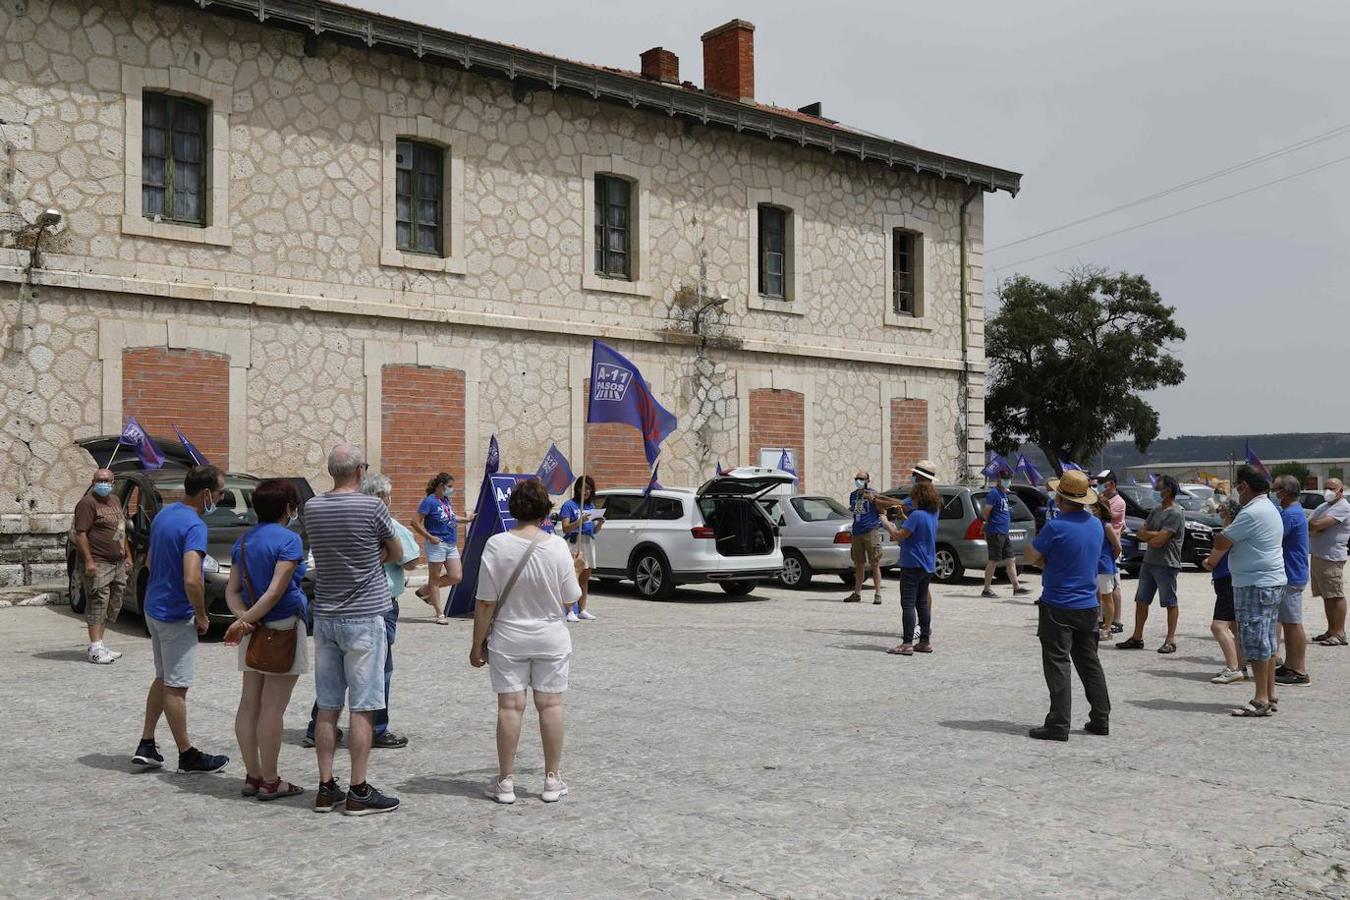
[559,475,604,622]
[980,458,1029,600]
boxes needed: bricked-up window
[396,140,444,255]
[758,205,788,299]
[594,175,632,279]
[893,229,918,316]
[142,92,207,225]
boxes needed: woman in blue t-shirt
[223,479,308,801]
[1207,498,1246,684]
[1091,497,1123,642]
[413,472,475,625]
[559,475,604,622]
[887,480,940,656]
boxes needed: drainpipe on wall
[956,186,981,484]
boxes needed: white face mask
[444,487,455,497]
[1326,489,1340,504]
[855,478,867,489]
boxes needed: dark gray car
[882,485,1036,584]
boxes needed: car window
[1007,495,1034,521]
[151,476,258,526]
[939,492,966,520]
[791,497,849,522]
[762,500,782,522]
[600,495,640,521]
[1301,493,1323,510]
[123,484,151,535]
[647,497,684,520]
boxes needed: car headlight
[1186,523,1212,535]
[202,554,221,574]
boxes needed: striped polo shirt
[304,491,394,618]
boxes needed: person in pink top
[1099,471,1128,634]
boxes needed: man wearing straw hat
[1024,469,1111,741]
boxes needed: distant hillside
[1011,433,1350,475]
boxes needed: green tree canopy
[1269,461,1311,486]
[986,269,1186,475]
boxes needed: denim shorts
[1234,585,1282,661]
[425,541,460,563]
[147,616,198,689]
[313,615,388,711]
[1134,563,1179,608]
[1277,584,1304,625]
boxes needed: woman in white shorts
[413,472,473,625]
[470,478,582,805]
[223,478,309,802]
[1092,497,1122,641]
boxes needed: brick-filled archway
[382,365,465,533]
[890,398,928,487]
[582,380,652,490]
[749,388,805,491]
[122,347,229,464]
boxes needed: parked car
[1116,484,1216,568]
[67,436,315,629]
[1008,483,1053,533]
[1118,514,1146,577]
[1297,491,1325,518]
[880,485,1036,584]
[591,467,792,599]
[757,494,900,588]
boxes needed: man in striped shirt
[305,443,403,816]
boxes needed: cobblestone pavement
[4,569,1349,899]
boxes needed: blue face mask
[92,483,113,498]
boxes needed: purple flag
[587,340,677,466]
[535,443,575,495]
[1149,473,1160,489]
[484,434,500,476]
[172,424,209,466]
[777,449,798,481]
[715,460,726,477]
[1015,453,1043,486]
[118,417,165,470]
[1059,458,1084,472]
[982,452,1013,479]
[1244,441,1271,480]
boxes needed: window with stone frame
[758,205,789,299]
[594,174,633,279]
[396,140,444,255]
[141,92,208,226]
[892,228,919,316]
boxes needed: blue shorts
[1277,584,1304,625]
[425,541,460,563]
[313,615,388,711]
[1134,563,1179,608]
[1234,585,1282,662]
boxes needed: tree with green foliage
[986,269,1186,476]
[1269,461,1311,487]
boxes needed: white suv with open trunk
[591,467,792,599]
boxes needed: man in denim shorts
[1205,465,1287,717]
[1118,475,1185,654]
[304,444,404,816]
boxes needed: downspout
[956,185,981,484]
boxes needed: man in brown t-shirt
[72,468,130,664]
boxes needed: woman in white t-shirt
[470,478,583,805]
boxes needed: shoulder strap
[240,529,260,605]
[490,531,546,624]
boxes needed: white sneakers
[565,610,579,623]
[1212,667,1247,684]
[89,646,116,665]
[486,774,568,803]
[541,773,569,803]
[577,610,596,621]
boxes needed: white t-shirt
[1310,498,1350,562]
[476,531,581,657]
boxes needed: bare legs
[982,559,1021,592]
[235,672,299,780]
[142,679,191,752]
[576,568,592,613]
[495,690,565,779]
[1282,623,1308,675]
[316,707,373,785]
[1210,620,1243,671]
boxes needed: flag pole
[106,441,120,469]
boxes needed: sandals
[256,777,305,801]
[1310,630,1332,643]
[1157,642,1177,654]
[1230,701,1272,718]
[1116,638,1145,650]
[914,641,933,653]
[1317,634,1348,646]
[843,594,862,604]
[887,644,914,656]
[241,775,261,797]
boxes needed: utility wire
[989,150,1350,272]
[987,120,1350,253]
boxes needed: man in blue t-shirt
[1024,470,1111,742]
[980,472,1030,600]
[844,470,904,605]
[132,465,231,775]
[1273,474,1311,686]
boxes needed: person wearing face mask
[844,470,904,604]
[72,467,131,664]
[132,464,231,773]
[1308,478,1350,646]
[413,472,475,626]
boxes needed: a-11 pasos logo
[592,363,633,402]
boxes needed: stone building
[0,0,1020,585]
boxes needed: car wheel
[67,564,87,615]
[780,550,812,589]
[933,545,962,584]
[632,551,676,600]
[719,581,757,596]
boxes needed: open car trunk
[696,466,793,557]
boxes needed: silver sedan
[760,495,900,588]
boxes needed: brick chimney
[701,19,754,102]
[640,47,680,84]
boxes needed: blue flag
[587,340,677,466]
[172,424,209,466]
[1244,440,1271,480]
[1149,473,1160,489]
[1059,458,1083,472]
[715,460,726,477]
[1015,453,1043,486]
[118,417,165,470]
[643,464,662,497]
[535,443,575,495]
[777,449,798,481]
[1127,474,1138,485]
[485,434,500,476]
[982,452,1013,479]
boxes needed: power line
[987,120,1350,254]
[988,150,1350,272]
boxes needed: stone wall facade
[0,0,993,584]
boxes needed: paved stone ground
[4,569,1349,898]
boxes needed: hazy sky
[359,0,1348,437]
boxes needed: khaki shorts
[83,560,128,627]
[1311,556,1346,599]
[850,529,884,567]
